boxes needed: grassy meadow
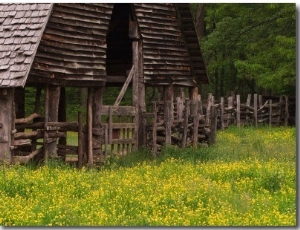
[0,126,296,226]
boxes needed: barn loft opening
[106,3,133,81]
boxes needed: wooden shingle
[0,3,53,88]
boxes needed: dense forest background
[24,3,296,120]
[190,3,296,98]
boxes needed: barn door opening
[106,3,133,81]
[103,4,138,156]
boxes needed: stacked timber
[146,94,217,155]
[210,93,293,128]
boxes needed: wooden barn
[0,3,209,166]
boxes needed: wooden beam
[132,41,139,150]
[114,66,134,107]
[15,113,42,124]
[13,147,43,164]
[92,87,104,156]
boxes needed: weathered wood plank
[87,88,93,167]
[13,147,43,164]
[101,106,136,116]
[114,65,134,107]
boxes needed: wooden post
[258,95,262,108]
[152,102,157,156]
[220,97,224,130]
[31,87,42,151]
[189,87,199,146]
[78,111,83,169]
[209,105,217,145]
[79,88,87,163]
[279,96,283,125]
[176,96,184,122]
[0,88,13,162]
[246,94,251,124]
[43,86,49,162]
[92,87,103,157]
[198,94,203,116]
[182,99,190,148]
[254,94,258,127]
[47,85,61,158]
[132,41,139,150]
[164,85,173,146]
[206,93,213,126]
[236,94,240,127]
[87,88,93,167]
[11,89,16,164]
[165,101,172,146]
[228,96,234,108]
[284,96,289,126]
[269,99,272,127]
[108,107,113,152]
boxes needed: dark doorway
[106,3,133,79]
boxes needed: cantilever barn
[0,3,209,166]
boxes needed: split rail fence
[144,93,295,155]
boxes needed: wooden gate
[100,105,137,156]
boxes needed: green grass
[0,126,296,226]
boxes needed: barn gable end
[28,3,114,87]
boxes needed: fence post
[258,95,263,108]
[236,95,240,127]
[209,105,217,145]
[284,96,289,126]
[254,94,258,127]
[206,93,213,126]
[220,97,224,130]
[165,101,172,146]
[246,94,251,124]
[182,99,190,148]
[191,98,199,146]
[269,99,272,127]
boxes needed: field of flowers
[0,126,296,226]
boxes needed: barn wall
[28,3,114,87]
[134,3,195,87]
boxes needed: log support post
[44,85,61,160]
[87,88,94,167]
[92,87,104,157]
[133,38,145,149]
[0,88,14,162]
[163,85,173,146]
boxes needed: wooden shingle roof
[0,3,52,88]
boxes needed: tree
[192,3,296,98]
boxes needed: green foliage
[197,3,296,97]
